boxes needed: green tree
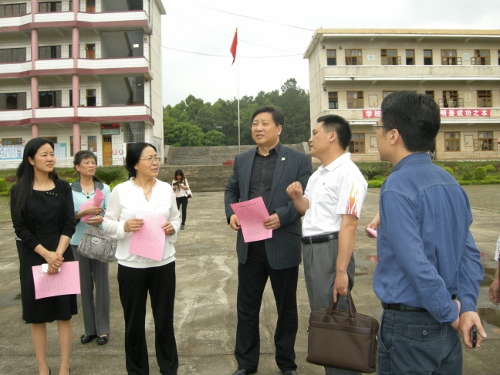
[168,122,205,146]
[163,78,310,146]
[203,130,226,146]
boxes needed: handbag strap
[325,290,357,319]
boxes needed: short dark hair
[317,114,351,150]
[125,142,157,178]
[381,91,440,152]
[251,107,284,127]
[73,150,101,182]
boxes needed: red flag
[230,28,238,65]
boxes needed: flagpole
[237,53,240,154]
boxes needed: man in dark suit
[225,107,312,375]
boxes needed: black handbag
[306,290,379,373]
[77,226,117,262]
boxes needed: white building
[0,0,165,169]
[304,29,500,161]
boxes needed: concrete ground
[0,185,499,375]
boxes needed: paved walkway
[0,186,499,374]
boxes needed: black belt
[382,295,457,313]
[382,303,426,312]
[301,232,338,244]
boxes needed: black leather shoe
[281,371,298,375]
[231,369,257,375]
[80,334,97,344]
[97,334,109,345]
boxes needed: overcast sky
[161,0,500,106]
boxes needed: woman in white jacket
[103,142,181,375]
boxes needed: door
[102,136,112,166]
[86,0,95,13]
[86,44,95,59]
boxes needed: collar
[392,152,432,173]
[71,179,104,192]
[254,142,281,156]
[320,152,351,172]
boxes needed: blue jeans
[378,310,462,375]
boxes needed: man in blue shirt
[367,90,486,374]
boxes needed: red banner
[362,109,491,119]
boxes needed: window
[349,133,365,154]
[38,45,61,59]
[0,93,27,110]
[423,49,433,65]
[86,89,96,106]
[39,91,62,107]
[39,2,62,12]
[326,49,336,66]
[440,91,460,108]
[347,91,363,109]
[45,136,58,144]
[406,49,415,65]
[477,90,492,107]
[381,49,399,65]
[69,44,72,58]
[425,91,435,101]
[383,91,396,99]
[444,132,460,151]
[475,131,493,151]
[498,50,500,65]
[0,48,26,63]
[345,49,362,65]
[472,50,490,65]
[441,49,461,65]
[1,138,22,145]
[0,3,27,17]
[328,92,338,109]
[88,136,97,153]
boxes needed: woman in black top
[10,138,76,375]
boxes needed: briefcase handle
[325,290,357,319]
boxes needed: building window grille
[444,132,460,151]
[328,92,338,109]
[423,49,433,65]
[349,133,365,153]
[406,49,415,65]
[326,49,336,66]
[345,49,362,65]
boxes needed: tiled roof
[316,28,500,36]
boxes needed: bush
[95,167,126,185]
[474,167,487,180]
[442,166,454,175]
[483,164,496,173]
[368,179,384,188]
[0,178,7,192]
[461,165,474,181]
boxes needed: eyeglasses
[140,157,161,164]
[372,125,385,133]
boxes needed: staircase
[160,143,310,192]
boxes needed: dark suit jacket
[225,143,312,270]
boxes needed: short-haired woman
[103,142,181,374]
[70,150,111,346]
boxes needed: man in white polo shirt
[287,114,367,375]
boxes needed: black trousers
[234,241,299,372]
[118,263,178,375]
[176,197,188,225]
